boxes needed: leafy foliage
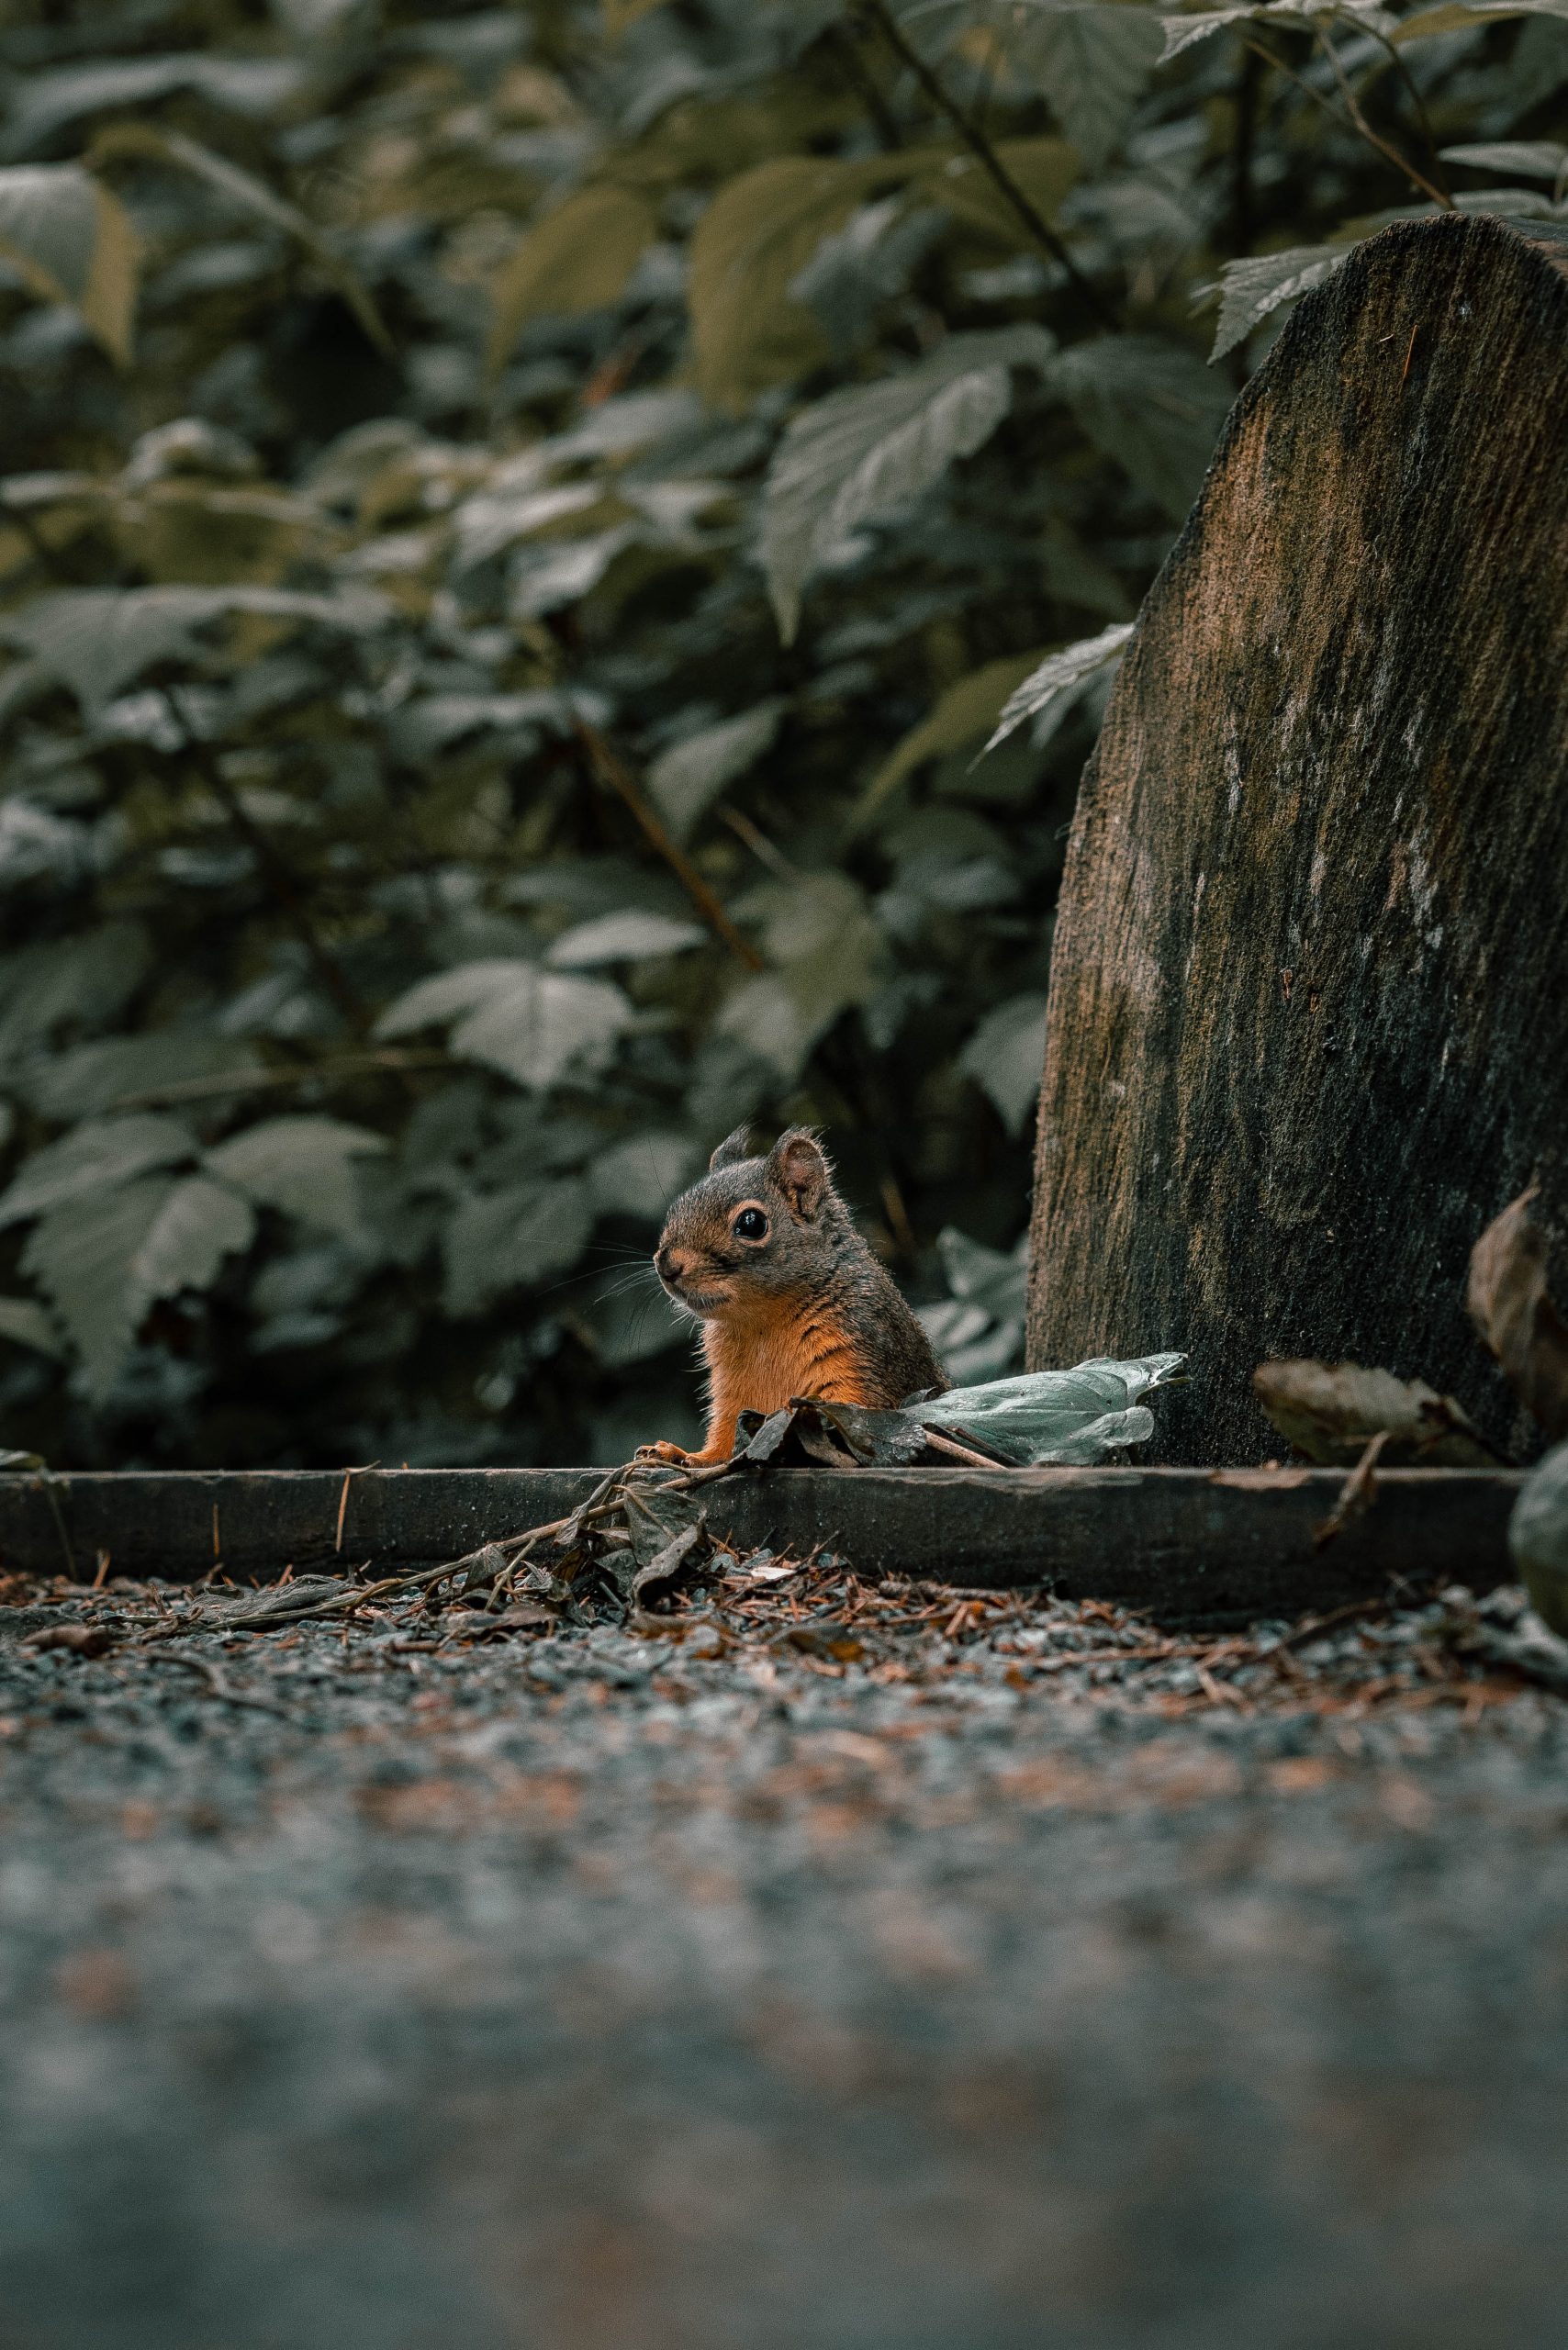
[0,0,1558,1467]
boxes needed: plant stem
[573,720,764,970]
[852,0,1115,329]
[1317,30,1453,209]
[1231,43,1262,257]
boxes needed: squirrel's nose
[655,1243,689,1287]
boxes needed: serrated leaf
[544,910,706,967]
[1051,335,1231,519]
[0,1114,195,1230]
[857,651,1049,826]
[762,328,1055,642]
[17,1170,252,1397]
[980,621,1135,757]
[0,586,390,718]
[487,185,658,375]
[1204,243,1348,362]
[716,873,884,1077]
[1159,0,1399,61]
[645,701,787,840]
[1468,1186,1568,1441]
[0,163,139,363]
[442,1178,592,1315]
[1004,5,1166,168]
[22,1035,263,1122]
[375,959,631,1091]
[205,1115,388,1240]
[19,1177,172,1395]
[958,992,1050,1135]
[133,1174,255,1304]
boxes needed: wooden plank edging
[0,1466,1526,1620]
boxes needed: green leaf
[0,586,390,718]
[19,1171,252,1397]
[1004,5,1167,168]
[717,873,884,1077]
[915,138,1080,245]
[22,1035,263,1122]
[688,152,912,410]
[1050,335,1231,519]
[856,651,1049,827]
[375,959,632,1091]
[645,701,788,841]
[1394,0,1568,41]
[1439,140,1568,182]
[762,327,1056,642]
[487,185,659,374]
[0,163,139,364]
[133,1174,255,1304]
[90,124,391,355]
[205,1116,388,1240]
[1159,0,1399,62]
[958,992,1050,1135]
[588,1131,700,1220]
[979,621,1135,757]
[544,910,707,967]
[0,923,151,1061]
[442,1178,593,1315]
[1204,243,1348,363]
[0,1296,64,1358]
[0,1114,195,1230]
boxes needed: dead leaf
[1467,1185,1568,1441]
[1253,1359,1497,1465]
[22,1621,118,1657]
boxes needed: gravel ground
[3,1548,1568,2350]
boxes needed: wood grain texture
[0,1464,1520,1621]
[1029,214,1568,1462]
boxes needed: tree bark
[1028,215,1568,1462]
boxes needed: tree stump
[1028,215,1568,1462]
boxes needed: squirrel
[641,1125,948,1466]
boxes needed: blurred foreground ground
[2,1562,1567,2350]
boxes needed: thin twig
[852,0,1115,328]
[573,721,763,970]
[1316,30,1452,209]
[113,1049,446,1112]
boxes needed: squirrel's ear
[766,1127,830,1218]
[709,1125,752,1171]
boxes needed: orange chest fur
[701,1296,872,1417]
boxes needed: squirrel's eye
[734,1207,768,1242]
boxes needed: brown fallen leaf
[1253,1360,1498,1466]
[1467,1185,1568,1442]
[23,1622,118,1658]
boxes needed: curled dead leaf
[1467,1185,1568,1442]
[1253,1360,1498,1466]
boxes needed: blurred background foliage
[0,0,1562,1467]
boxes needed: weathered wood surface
[0,1465,1521,1619]
[1029,214,1568,1463]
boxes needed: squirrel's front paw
[634,1439,692,1464]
